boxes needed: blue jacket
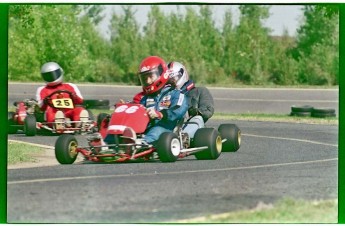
[140,85,188,130]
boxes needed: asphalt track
[7,83,338,223]
[8,82,339,115]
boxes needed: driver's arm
[35,86,48,110]
[196,87,214,123]
[160,91,188,121]
[65,83,84,104]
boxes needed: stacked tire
[290,105,336,118]
[83,99,110,110]
[290,105,313,117]
[311,108,336,118]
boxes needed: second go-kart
[8,98,39,134]
[23,90,96,136]
[55,103,241,164]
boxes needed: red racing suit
[35,83,86,125]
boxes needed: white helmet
[167,61,189,90]
[40,62,64,86]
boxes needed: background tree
[109,5,144,84]
[232,5,271,84]
[293,5,339,85]
[221,8,236,83]
[8,4,339,87]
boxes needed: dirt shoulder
[8,148,84,169]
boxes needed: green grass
[7,141,45,165]
[213,112,338,125]
[176,198,338,223]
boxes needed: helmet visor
[168,70,183,84]
[139,69,160,86]
[41,68,62,82]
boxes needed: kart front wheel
[24,114,37,136]
[55,134,78,164]
[218,124,241,152]
[156,132,181,162]
[194,128,222,160]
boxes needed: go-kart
[11,90,96,136]
[8,98,39,134]
[54,103,241,164]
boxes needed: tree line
[8,4,339,86]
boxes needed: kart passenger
[35,62,89,128]
[138,56,188,144]
[167,61,214,140]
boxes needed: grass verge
[213,113,338,125]
[176,198,338,223]
[7,141,45,165]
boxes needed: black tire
[311,108,336,118]
[194,128,222,160]
[311,112,336,118]
[8,112,18,134]
[24,114,37,136]
[312,107,336,114]
[97,113,110,131]
[218,124,241,152]
[291,105,313,113]
[83,99,110,107]
[290,112,312,117]
[55,134,78,164]
[156,132,181,162]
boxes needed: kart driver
[167,61,214,139]
[138,56,188,144]
[35,62,89,127]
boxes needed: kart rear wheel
[156,132,181,162]
[194,128,222,160]
[218,124,241,152]
[55,134,78,164]
[8,112,18,134]
[24,114,37,136]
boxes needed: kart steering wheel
[44,89,75,108]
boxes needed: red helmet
[138,56,168,94]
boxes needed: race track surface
[7,119,338,223]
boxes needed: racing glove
[147,108,163,119]
[70,93,78,102]
[43,97,52,106]
[188,107,199,117]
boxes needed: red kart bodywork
[13,101,28,125]
[79,103,155,163]
[100,103,149,137]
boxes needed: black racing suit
[180,80,214,123]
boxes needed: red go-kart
[11,90,96,136]
[54,103,241,164]
[8,98,38,134]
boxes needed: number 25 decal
[52,98,74,109]
[115,105,139,113]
